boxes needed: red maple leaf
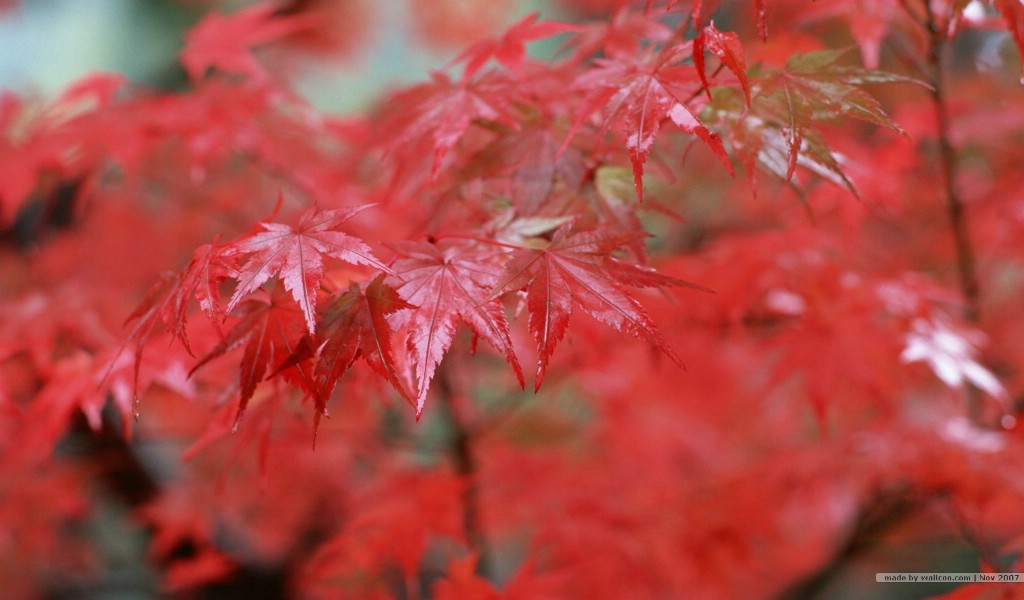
[487,228,700,391]
[223,205,391,335]
[646,0,768,41]
[566,44,733,201]
[180,1,312,81]
[452,12,582,82]
[388,241,524,414]
[694,21,750,106]
[189,286,309,430]
[124,241,229,353]
[279,275,415,438]
[123,240,232,405]
[795,0,908,69]
[383,72,518,180]
[751,49,914,192]
[566,9,674,61]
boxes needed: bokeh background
[0,0,566,113]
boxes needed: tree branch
[921,2,984,421]
[774,489,919,600]
[923,9,981,323]
[435,365,494,580]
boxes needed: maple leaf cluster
[1,0,1024,598]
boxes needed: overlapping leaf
[694,21,750,106]
[487,229,698,391]
[453,12,581,82]
[189,286,309,430]
[566,45,733,201]
[388,241,524,414]
[181,1,312,81]
[123,241,231,404]
[565,9,674,61]
[223,205,391,334]
[279,275,414,438]
[384,73,518,180]
[744,49,917,194]
[646,0,769,41]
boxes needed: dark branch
[436,365,494,581]
[921,1,984,422]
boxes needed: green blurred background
[0,0,564,113]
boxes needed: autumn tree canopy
[2,1,1024,598]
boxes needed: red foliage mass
[2,1,1024,598]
